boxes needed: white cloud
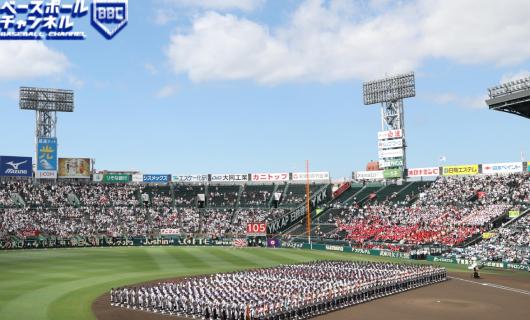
[167,0,530,84]
[0,41,68,80]
[144,63,159,75]
[423,92,487,109]
[162,0,264,11]
[0,89,18,101]
[154,0,264,24]
[155,84,178,98]
[500,70,530,84]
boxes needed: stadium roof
[486,77,530,120]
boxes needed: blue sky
[1,0,530,178]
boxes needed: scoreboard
[246,223,267,236]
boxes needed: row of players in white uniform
[111,261,446,319]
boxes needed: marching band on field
[111,261,446,320]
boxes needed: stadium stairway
[373,183,410,202]
[392,181,431,203]
[67,193,81,207]
[279,184,331,236]
[354,184,386,205]
[331,184,364,204]
[235,184,244,209]
[10,193,25,207]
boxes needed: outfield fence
[282,241,530,272]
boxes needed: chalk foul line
[449,276,530,296]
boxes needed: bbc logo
[96,3,126,23]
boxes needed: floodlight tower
[486,76,530,120]
[362,72,416,177]
[19,87,74,179]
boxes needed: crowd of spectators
[0,181,307,240]
[446,213,530,265]
[327,174,529,248]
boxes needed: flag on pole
[233,239,247,247]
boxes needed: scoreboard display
[246,223,267,236]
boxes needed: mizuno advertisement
[0,156,32,177]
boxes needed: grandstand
[4,170,528,270]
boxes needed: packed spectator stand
[0,180,325,240]
[1,173,529,267]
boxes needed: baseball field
[1,247,529,320]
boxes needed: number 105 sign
[246,223,267,236]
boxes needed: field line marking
[449,276,530,296]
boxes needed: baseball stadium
[1,1,530,320]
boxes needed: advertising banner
[407,167,440,177]
[379,158,403,168]
[333,182,351,199]
[267,238,281,248]
[291,172,330,181]
[251,172,289,182]
[160,228,179,235]
[143,174,170,183]
[36,137,57,179]
[383,168,402,179]
[378,148,404,159]
[508,210,520,218]
[442,164,479,176]
[482,162,523,175]
[172,174,209,183]
[132,173,143,183]
[58,158,91,178]
[210,174,249,182]
[378,129,403,140]
[378,139,403,149]
[0,156,32,177]
[482,232,496,239]
[103,174,131,183]
[93,173,104,182]
[355,170,384,180]
[246,223,267,236]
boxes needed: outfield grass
[0,246,528,320]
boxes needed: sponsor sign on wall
[36,137,58,179]
[355,170,384,180]
[378,139,403,149]
[383,168,402,179]
[291,172,330,181]
[58,158,91,178]
[379,158,404,168]
[103,174,131,183]
[143,174,170,183]
[378,129,403,140]
[132,173,143,183]
[407,167,440,177]
[251,172,289,182]
[172,175,209,183]
[92,173,104,182]
[378,148,404,159]
[0,156,32,177]
[210,174,249,182]
[482,162,523,175]
[333,182,351,199]
[160,228,179,235]
[442,164,479,176]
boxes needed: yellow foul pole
[306,160,311,244]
